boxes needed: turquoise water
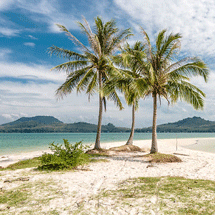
[0,132,215,155]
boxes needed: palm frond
[86,72,98,97]
[162,40,181,62]
[56,66,92,98]
[164,57,193,73]
[51,61,89,74]
[156,29,166,51]
[76,67,95,93]
[107,90,124,110]
[78,17,102,56]
[159,32,181,59]
[167,80,205,109]
[56,24,90,53]
[170,59,209,82]
[132,78,150,98]
[49,46,86,60]
[140,26,153,61]
[168,72,190,82]
[107,28,133,54]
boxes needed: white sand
[1,138,215,214]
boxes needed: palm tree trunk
[150,93,158,153]
[126,103,135,145]
[94,72,103,150]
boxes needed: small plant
[38,139,90,170]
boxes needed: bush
[38,139,90,170]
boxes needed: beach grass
[0,156,109,171]
[0,179,65,214]
[1,174,215,214]
[90,158,109,163]
[0,152,181,171]
[1,157,41,171]
[145,153,182,163]
[93,176,215,214]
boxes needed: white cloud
[24,42,35,47]
[0,73,214,127]
[0,80,95,124]
[0,69,133,126]
[2,113,28,122]
[114,0,215,57]
[0,27,20,37]
[17,0,58,15]
[0,0,14,10]
[28,35,38,40]
[0,0,118,34]
[5,0,80,33]
[2,113,14,120]
[0,49,12,60]
[0,62,67,82]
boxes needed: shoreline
[1,132,214,156]
[1,137,215,168]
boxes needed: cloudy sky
[1,0,215,128]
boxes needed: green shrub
[38,139,90,170]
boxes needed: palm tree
[138,29,209,153]
[108,42,146,145]
[104,71,140,145]
[49,17,132,150]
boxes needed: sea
[0,132,215,155]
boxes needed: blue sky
[1,0,215,127]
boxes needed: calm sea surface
[0,133,215,155]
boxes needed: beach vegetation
[103,29,208,153]
[50,16,132,150]
[104,41,146,145]
[0,188,28,207]
[0,148,108,172]
[1,173,215,214]
[144,153,182,163]
[87,144,144,156]
[109,144,143,152]
[0,179,65,214]
[38,139,90,170]
[84,148,108,155]
[1,157,41,171]
[90,158,109,163]
[136,29,209,153]
[93,176,215,214]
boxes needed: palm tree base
[150,149,158,154]
[86,148,108,155]
[109,144,142,152]
[125,141,133,145]
[92,147,104,151]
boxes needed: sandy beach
[1,138,215,214]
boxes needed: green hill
[0,116,128,133]
[136,116,215,133]
[2,116,63,126]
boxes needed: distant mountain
[0,116,129,133]
[2,116,63,126]
[1,116,215,133]
[136,116,215,133]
